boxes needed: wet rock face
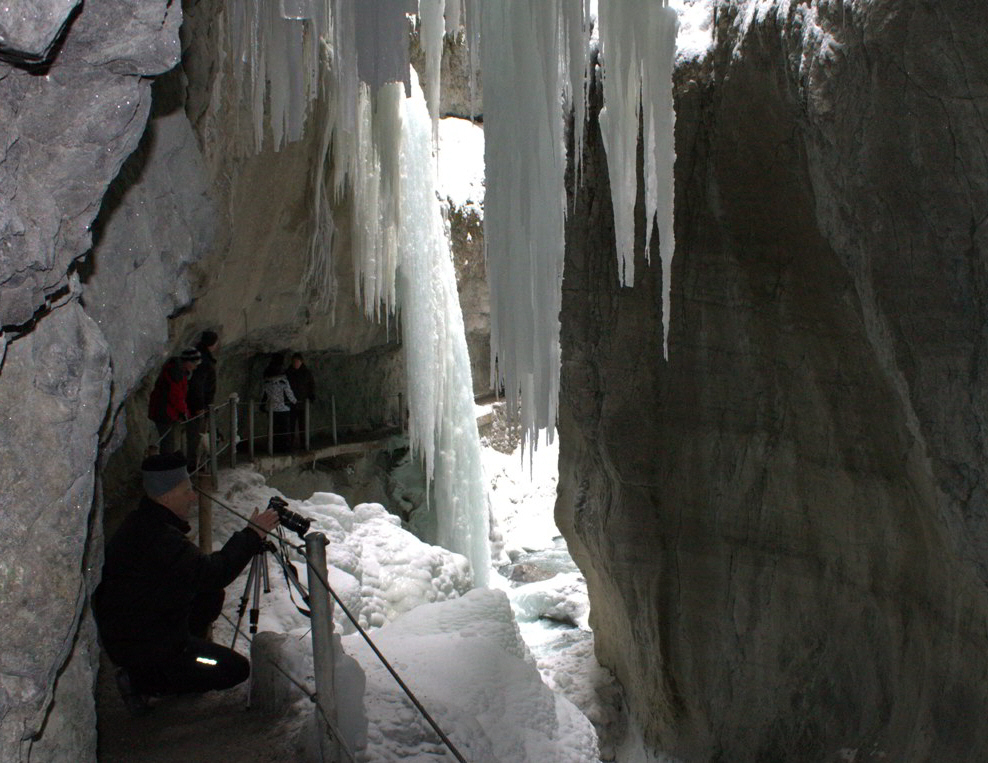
[0,0,182,758]
[557,2,988,760]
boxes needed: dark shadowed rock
[558,1,988,760]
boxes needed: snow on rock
[347,588,600,762]
[483,429,561,557]
[213,468,472,636]
[437,116,485,217]
[510,572,590,629]
[669,0,716,61]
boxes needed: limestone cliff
[557,2,988,760]
[0,1,182,758]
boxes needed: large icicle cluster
[597,0,679,350]
[476,0,590,450]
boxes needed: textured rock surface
[449,204,491,396]
[0,0,182,758]
[557,2,988,760]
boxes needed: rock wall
[0,1,183,759]
[557,2,988,761]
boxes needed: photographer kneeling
[93,452,279,714]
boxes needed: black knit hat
[180,348,201,363]
[141,452,190,497]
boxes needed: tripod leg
[262,549,271,594]
[231,555,258,650]
[249,551,263,634]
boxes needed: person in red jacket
[147,348,201,454]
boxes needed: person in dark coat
[93,452,279,715]
[286,352,316,449]
[147,348,200,453]
[185,331,220,473]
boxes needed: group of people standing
[147,337,318,465]
[147,331,219,473]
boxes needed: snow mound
[347,588,599,762]
[213,468,472,636]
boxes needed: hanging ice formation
[474,0,590,452]
[227,0,489,583]
[597,0,678,351]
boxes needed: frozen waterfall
[224,0,681,580]
[397,75,491,586]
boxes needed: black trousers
[126,590,249,696]
[153,420,176,454]
[288,404,307,449]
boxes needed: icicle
[597,0,678,351]
[398,71,490,584]
[418,0,445,130]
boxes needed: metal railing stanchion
[304,532,340,763]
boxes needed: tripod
[231,540,274,650]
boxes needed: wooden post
[304,532,339,762]
[197,472,212,554]
[304,397,311,452]
[229,394,239,468]
[268,405,275,455]
[248,400,255,460]
[208,403,219,483]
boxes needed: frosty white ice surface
[597,0,678,351]
[207,470,596,760]
[213,468,473,635]
[349,588,599,762]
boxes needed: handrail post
[304,532,339,762]
[304,397,311,452]
[268,405,275,455]
[332,395,338,446]
[197,471,212,555]
[208,404,219,484]
[229,394,239,468]
[248,400,256,461]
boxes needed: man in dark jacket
[286,352,316,450]
[147,348,200,453]
[93,452,279,714]
[186,331,220,472]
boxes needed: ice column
[397,74,491,586]
[597,0,678,350]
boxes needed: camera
[267,495,311,538]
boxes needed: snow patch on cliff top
[437,116,485,217]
